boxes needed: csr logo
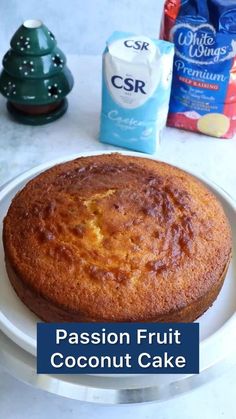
[124,40,149,51]
[111,75,146,94]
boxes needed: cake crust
[3,154,232,322]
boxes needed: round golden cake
[3,153,232,322]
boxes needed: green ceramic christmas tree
[0,19,74,125]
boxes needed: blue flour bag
[99,32,174,154]
[161,0,236,138]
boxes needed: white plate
[0,151,236,368]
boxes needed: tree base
[7,99,68,125]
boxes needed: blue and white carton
[99,32,174,154]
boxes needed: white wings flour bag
[161,0,236,138]
[99,32,174,154]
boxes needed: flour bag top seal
[99,32,174,154]
[161,0,236,138]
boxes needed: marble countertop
[1,55,236,196]
[0,55,236,419]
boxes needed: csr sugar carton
[99,32,174,154]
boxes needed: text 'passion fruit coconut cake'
[3,154,232,322]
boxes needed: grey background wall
[0,0,165,54]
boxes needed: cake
[3,153,232,322]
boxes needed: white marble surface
[0,55,236,195]
[0,55,236,418]
[0,0,164,54]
